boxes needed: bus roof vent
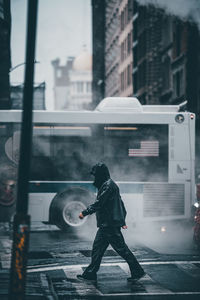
[95,97,143,112]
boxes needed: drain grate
[80,249,118,257]
[28,251,53,259]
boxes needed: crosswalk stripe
[176,263,200,278]
[27,260,200,272]
[101,292,200,296]
[63,266,103,296]
[27,261,200,297]
[118,263,173,294]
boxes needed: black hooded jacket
[82,163,127,227]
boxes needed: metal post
[9,1,38,299]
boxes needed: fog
[10,0,92,110]
[1,127,195,254]
[137,0,200,29]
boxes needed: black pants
[83,227,144,277]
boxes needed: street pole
[9,1,38,299]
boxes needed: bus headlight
[194,202,199,208]
[161,226,166,233]
[190,114,194,120]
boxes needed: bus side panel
[168,124,191,182]
[121,193,143,225]
[28,193,56,222]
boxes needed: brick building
[92,0,200,118]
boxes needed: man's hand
[79,212,84,219]
[122,225,128,229]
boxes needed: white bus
[0,97,195,230]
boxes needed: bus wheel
[49,188,94,231]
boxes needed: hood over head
[90,163,110,189]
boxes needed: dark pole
[9,1,38,299]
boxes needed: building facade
[52,50,92,110]
[91,0,105,108]
[119,0,133,97]
[92,0,200,116]
[0,0,11,109]
[52,57,74,110]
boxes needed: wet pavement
[1,222,200,299]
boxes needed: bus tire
[49,187,95,231]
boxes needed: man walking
[78,163,145,282]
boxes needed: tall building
[132,3,163,104]
[52,49,92,110]
[91,0,105,108]
[104,0,120,97]
[92,0,200,118]
[52,57,74,110]
[119,0,133,97]
[0,0,11,109]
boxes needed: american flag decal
[129,141,159,157]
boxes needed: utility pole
[9,1,38,299]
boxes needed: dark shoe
[77,274,97,282]
[127,271,146,282]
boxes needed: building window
[133,0,138,15]
[124,38,127,59]
[133,46,137,67]
[125,4,128,26]
[173,21,183,59]
[121,42,124,61]
[128,33,132,54]
[133,19,138,41]
[138,31,146,60]
[56,69,62,78]
[86,82,91,93]
[121,10,124,31]
[77,82,84,93]
[127,64,132,86]
[162,56,170,91]
[138,60,146,89]
[124,69,127,90]
[173,69,184,98]
[133,72,138,93]
[121,72,125,91]
[128,0,133,21]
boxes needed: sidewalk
[1,222,200,300]
[0,223,57,300]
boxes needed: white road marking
[26,261,200,296]
[63,266,103,296]
[27,260,200,272]
[99,292,200,296]
[176,263,200,278]
[118,263,173,294]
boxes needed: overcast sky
[10,0,92,110]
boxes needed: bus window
[103,124,168,182]
[32,136,51,157]
[30,124,103,181]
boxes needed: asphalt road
[1,222,200,299]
